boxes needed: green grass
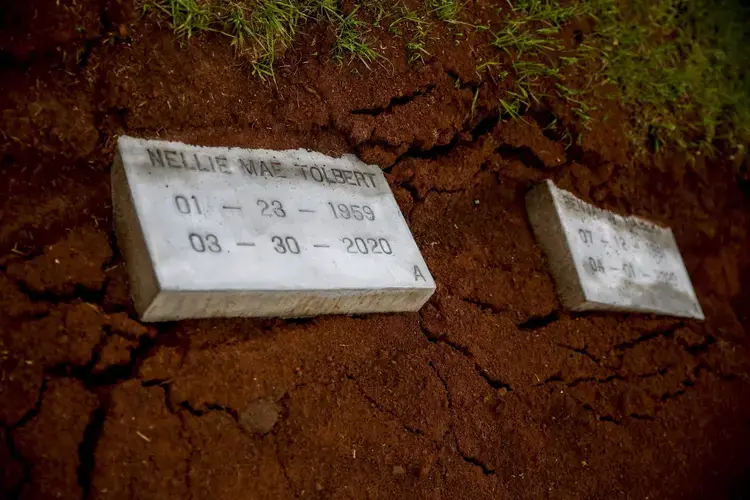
[590,0,750,154]
[362,0,390,28]
[146,0,750,156]
[148,0,379,80]
[481,1,597,123]
[513,60,558,83]
[331,6,379,67]
[491,22,562,55]
[499,96,523,120]
[149,0,214,38]
[476,0,750,155]
[508,0,587,27]
[228,0,307,80]
[425,0,464,23]
[390,9,431,64]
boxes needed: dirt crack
[569,374,624,387]
[458,453,497,475]
[444,69,480,91]
[495,144,548,171]
[273,437,299,499]
[633,366,673,380]
[351,84,436,116]
[3,423,32,499]
[460,298,506,316]
[458,297,561,332]
[174,398,241,424]
[388,132,464,165]
[142,380,179,414]
[77,400,108,500]
[682,334,716,355]
[419,309,512,392]
[614,322,684,351]
[425,333,512,392]
[518,311,561,330]
[427,361,452,411]
[660,388,687,401]
[573,402,628,425]
[629,413,656,421]
[542,374,624,388]
[8,379,47,430]
[376,106,500,168]
[553,343,605,367]
[346,374,426,438]
[426,361,498,477]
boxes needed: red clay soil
[2,1,750,499]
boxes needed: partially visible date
[342,237,393,255]
[657,270,677,283]
[329,202,375,221]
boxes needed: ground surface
[2,1,750,499]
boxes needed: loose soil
[2,1,750,499]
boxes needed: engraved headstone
[526,180,703,319]
[112,136,435,322]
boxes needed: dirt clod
[93,334,137,374]
[13,378,98,499]
[6,227,112,297]
[239,399,281,435]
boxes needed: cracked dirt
[2,1,750,499]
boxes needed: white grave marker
[526,180,703,319]
[112,136,435,322]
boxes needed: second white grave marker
[112,136,435,322]
[526,180,703,319]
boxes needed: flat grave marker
[526,180,703,319]
[112,136,435,322]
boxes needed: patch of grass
[555,82,597,128]
[491,21,562,55]
[488,0,602,118]
[590,0,750,154]
[331,6,379,67]
[425,0,464,23]
[224,4,252,49]
[508,0,589,27]
[484,2,577,123]
[476,61,508,81]
[150,0,380,80]
[481,0,750,155]
[307,0,339,22]
[361,0,391,27]
[491,0,750,154]
[511,60,566,110]
[513,60,558,82]
[499,96,523,120]
[147,0,484,79]
[147,0,750,156]
[390,9,431,64]
[483,8,571,122]
[239,0,307,80]
[149,0,214,38]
